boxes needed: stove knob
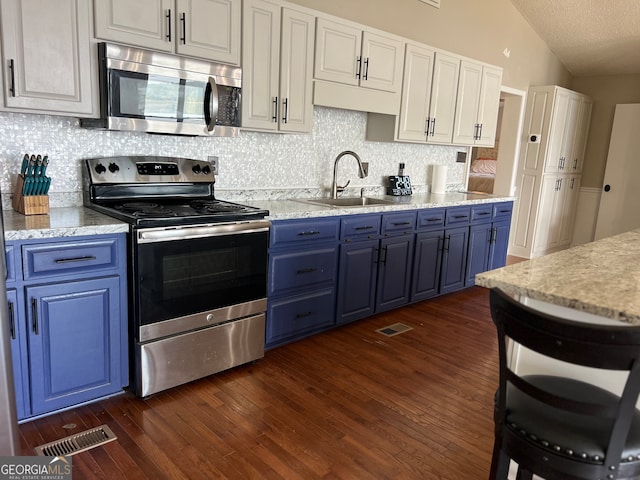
[108,162,120,173]
[95,163,106,174]
[201,165,211,175]
[192,164,202,174]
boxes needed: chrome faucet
[331,151,368,199]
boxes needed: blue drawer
[445,206,471,226]
[416,208,445,230]
[266,288,335,346]
[270,218,340,249]
[493,202,514,220]
[269,246,338,296]
[22,238,120,280]
[382,211,417,235]
[470,204,493,224]
[340,214,381,241]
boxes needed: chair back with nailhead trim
[489,288,640,480]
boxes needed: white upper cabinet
[314,17,403,93]
[427,52,460,144]
[0,0,95,116]
[94,0,241,65]
[242,0,314,133]
[452,61,502,146]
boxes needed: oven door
[133,221,269,341]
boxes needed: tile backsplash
[0,106,468,208]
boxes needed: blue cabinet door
[336,239,378,325]
[376,234,414,312]
[26,276,124,416]
[440,226,469,294]
[6,289,28,420]
[489,219,511,270]
[411,230,443,302]
[466,223,492,286]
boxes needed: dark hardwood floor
[19,287,499,479]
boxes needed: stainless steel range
[83,156,270,397]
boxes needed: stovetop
[83,156,269,227]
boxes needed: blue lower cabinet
[336,238,379,325]
[376,234,414,313]
[489,219,511,271]
[466,223,492,286]
[266,289,335,346]
[6,289,27,420]
[411,230,443,302]
[26,276,124,416]
[440,226,469,294]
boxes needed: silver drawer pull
[54,255,97,264]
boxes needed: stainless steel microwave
[81,43,241,137]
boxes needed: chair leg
[489,442,510,480]
[515,467,533,480]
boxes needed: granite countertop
[246,191,514,220]
[3,207,129,241]
[1,191,514,240]
[476,229,640,324]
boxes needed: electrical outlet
[208,156,219,175]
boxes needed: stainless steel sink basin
[293,197,396,208]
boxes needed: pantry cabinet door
[94,0,173,52]
[1,0,95,115]
[176,0,241,65]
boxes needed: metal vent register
[376,323,413,337]
[34,425,117,456]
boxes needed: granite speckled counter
[246,191,514,220]
[2,207,129,241]
[476,229,640,324]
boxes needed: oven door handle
[204,76,219,132]
[137,220,271,243]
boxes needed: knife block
[12,175,49,215]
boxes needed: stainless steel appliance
[83,156,269,397]
[81,43,241,137]
[0,186,19,454]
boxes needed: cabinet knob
[604,184,611,192]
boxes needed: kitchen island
[476,228,640,324]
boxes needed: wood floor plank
[18,287,498,479]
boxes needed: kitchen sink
[293,197,397,208]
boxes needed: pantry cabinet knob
[604,184,611,192]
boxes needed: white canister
[431,165,447,194]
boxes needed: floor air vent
[376,323,413,337]
[35,425,117,457]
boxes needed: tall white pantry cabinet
[510,85,593,259]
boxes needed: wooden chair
[489,288,640,480]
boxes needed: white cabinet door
[94,0,173,52]
[1,0,95,116]
[241,0,280,131]
[397,43,434,142]
[314,18,402,93]
[532,175,563,256]
[427,52,460,144]
[559,174,580,246]
[279,8,314,133]
[176,0,240,65]
[452,60,482,145]
[569,97,592,173]
[475,65,503,146]
[544,89,573,173]
[452,62,502,146]
[360,31,403,93]
[314,17,361,87]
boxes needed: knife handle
[20,154,29,175]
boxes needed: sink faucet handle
[337,179,351,195]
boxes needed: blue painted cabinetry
[267,218,340,348]
[5,234,128,420]
[337,211,416,325]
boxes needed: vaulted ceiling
[509,0,640,77]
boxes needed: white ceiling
[509,0,640,77]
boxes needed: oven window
[135,230,268,326]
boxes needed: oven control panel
[85,156,215,184]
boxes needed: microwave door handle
[204,76,219,132]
